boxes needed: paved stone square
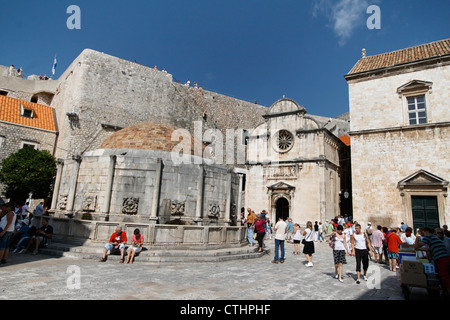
[0,239,435,301]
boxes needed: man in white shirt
[21,202,31,219]
[400,227,416,245]
[272,217,287,264]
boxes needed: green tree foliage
[0,147,57,204]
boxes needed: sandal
[100,257,106,262]
[120,258,124,263]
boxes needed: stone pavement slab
[0,239,436,301]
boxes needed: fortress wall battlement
[47,49,268,160]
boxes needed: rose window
[277,130,293,152]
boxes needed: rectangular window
[242,129,249,146]
[21,141,39,149]
[20,103,34,118]
[407,95,427,125]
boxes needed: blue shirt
[19,225,30,238]
[287,222,294,233]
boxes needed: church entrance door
[276,198,289,222]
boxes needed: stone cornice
[349,121,450,136]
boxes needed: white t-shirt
[293,229,302,241]
[274,220,287,241]
[353,232,367,250]
[334,234,346,251]
[304,228,314,242]
[401,233,416,245]
[344,228,353,236]
[21,205,29,216]
[0,212,16,232]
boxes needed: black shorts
[293,240,301,244]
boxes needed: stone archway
[268,181,295,223]
[275,197,290,221]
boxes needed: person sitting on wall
[100,227,127,263]
[126,228,144,264]
[10,219,30,250]
[15,225,36,254]
[23,218,53,255]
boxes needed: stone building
[0,95,57,159]
[345,38,450,229]
[245,98,350,224]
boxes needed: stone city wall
[0,69,57,103]
[47,49,268,161]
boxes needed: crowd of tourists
[242,208,450,291]
[0,201,53,264]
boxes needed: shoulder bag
[329,233,336,249]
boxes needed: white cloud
[313,0,370,45]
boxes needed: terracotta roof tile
[347,38,450,75]
[0,95,56,132]
[339,135,350,146]
[100,122,205,154]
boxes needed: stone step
[45,242,260,255]
[38,241,270,263]
[39,248,269,263]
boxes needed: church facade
[245,98,350,224]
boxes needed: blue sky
[1,0,449,117]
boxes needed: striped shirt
[421,235,450,261]
[372,230,385,248]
